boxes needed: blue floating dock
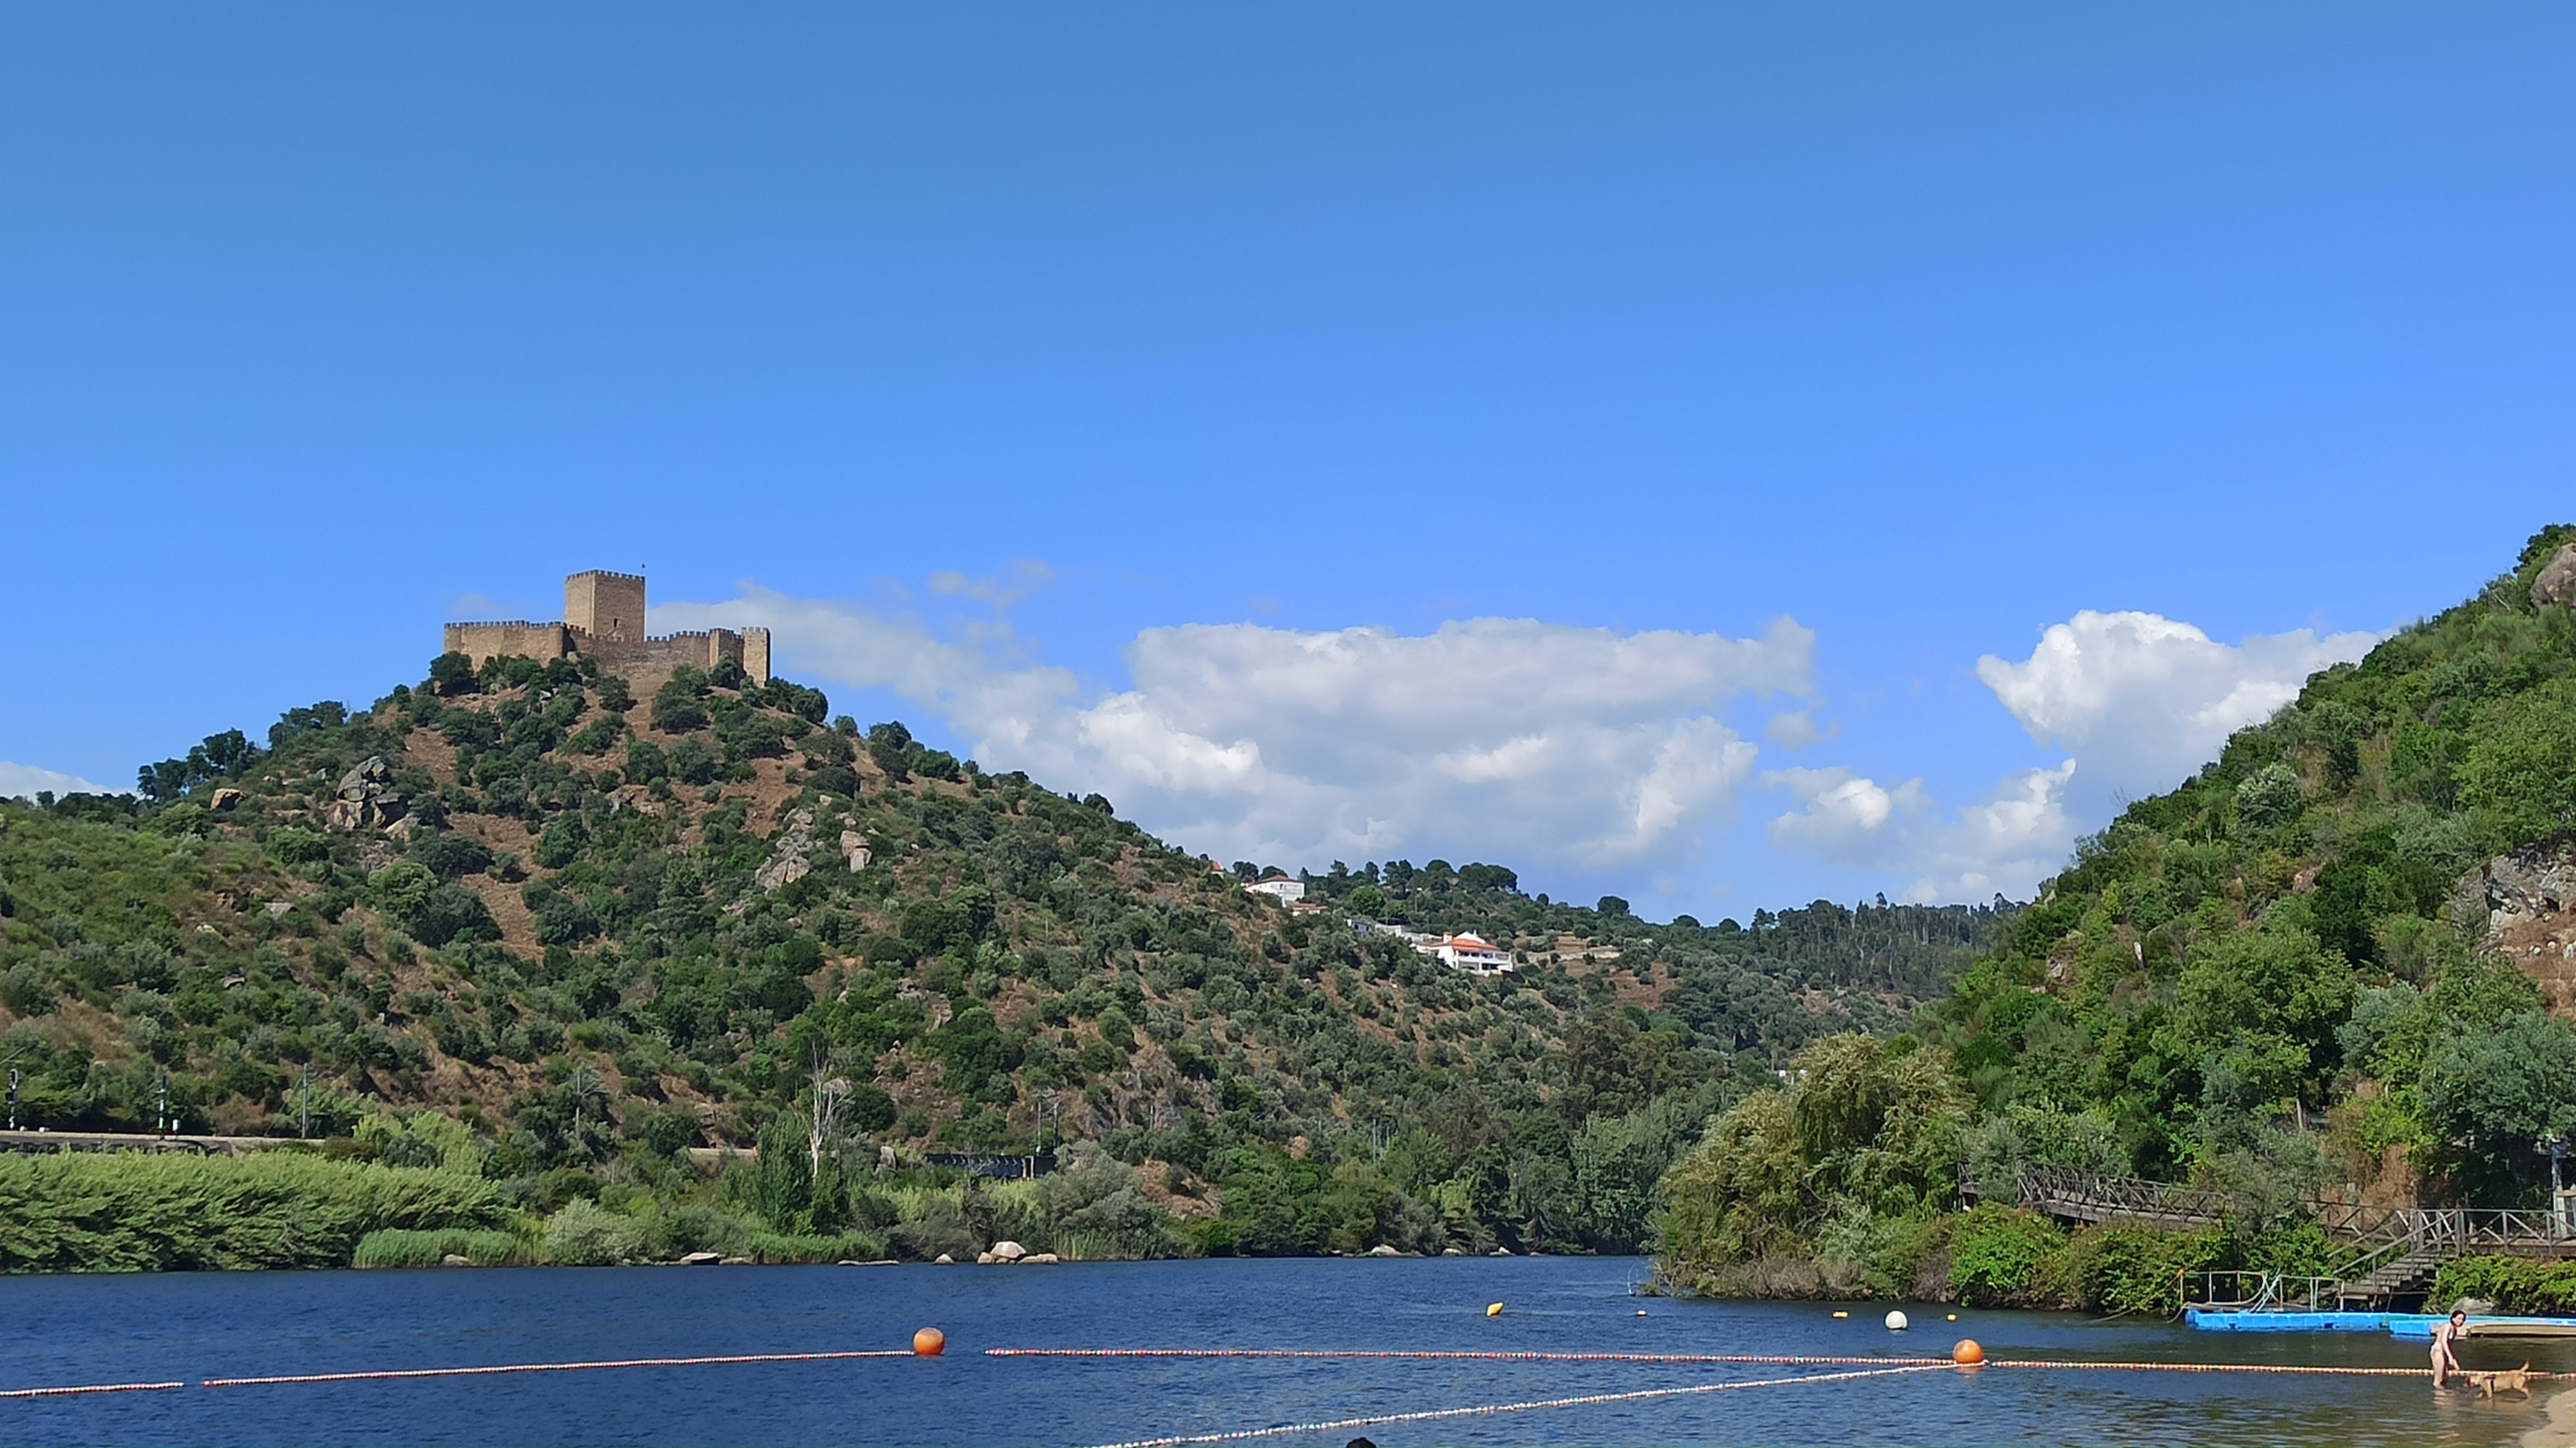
[2186,1309,2576,1338]
[2185,1310,2391,1333]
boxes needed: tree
[2174,922,2354,1108]
[2424,1011,2576,1201]
[428,652,478,696]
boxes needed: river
[6,1256,2565,1445]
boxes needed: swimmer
[2431,1309,2468,1387]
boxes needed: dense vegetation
[0,645,2008,1270]
[1657,525,2576,1303]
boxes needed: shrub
[1946,1205,2068,1305]
[540,1198,643,1265]
[0,1153,502,1272]
[2062,1222,2222,1317]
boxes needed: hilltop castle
[442,571,770,687]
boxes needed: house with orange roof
[1414,932,1513,975]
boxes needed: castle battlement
[442,574,770,687]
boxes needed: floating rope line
[0,1382,186,1400]
[993,1347,2568,1379]
[1087,1363,1951,1448]
[993,1348,1955,1366]
[199,1348,914,1389]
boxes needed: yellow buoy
[912,1327,947,1357]
[1831,1310,1848,1319]
[1946,1314,1958,1322]
[1486,1302,1504,1317]
[1636,1309,1648,1317]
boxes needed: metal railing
[2182,1270,2339,1313]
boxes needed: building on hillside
[1415,932,1513,975]
[1245,876,1306,904]
[442,571,770,688]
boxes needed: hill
[1,647,2009,1266]
[1656,525,2576,1308]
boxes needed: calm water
[4,1256,2564,1446]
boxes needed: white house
[1414,932,1513,975]
[1245,877,1306,904]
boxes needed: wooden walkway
[2017,1167,2576,1308]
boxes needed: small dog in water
[2463,1363,2533,1398]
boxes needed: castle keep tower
[442,572,771,687]
[564,570,646,644]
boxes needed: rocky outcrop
[322,756,406,833]
[2457,842,2576,1011]
[2534,544,2576,609]
[752,808,819,893]
[604,784,666,818]
[841,830,872,873]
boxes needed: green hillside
[1657,525,2576,1307]
[1,647,2007,1269]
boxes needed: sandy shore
[2521,1384,2576,1447]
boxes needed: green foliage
[0,1152,502,1271]
[1658,1033,1970,1291]
[1946,1205,2067,1305]
[2430,1255,2576,1317]
[2063,1221,2223,1317]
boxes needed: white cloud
[1899,760,2081,903]
[0,760,120,800]
[660,586,1809,875]
[1762,766,1925,859]
[1975,610,2375,805]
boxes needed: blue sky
[2,6,2568,918]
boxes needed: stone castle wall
[443,620,569,668]
[442,576,769,687]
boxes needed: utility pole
[155,1074,171,1135]
[299,1065,312,1141]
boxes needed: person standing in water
[2431,1309,2469,1386]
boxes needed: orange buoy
[1952,1339,1984,1366]
[913,1327,947,1357]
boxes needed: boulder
[975,1251,998,1265]
[209,787,243,812]
[934,1253,956,1265]
[842,830,872,873]
[324,756,406,832]
[680,1251,723,1266]
[1022,1253,1061,1265]
[990,1240,1027,1263]
[2535,544,2576,608]
[441,1253,471,1268]
[1442,1248,1465,1257]
[752,808,819,893]
[1367,1244,1402,1257]
[2457,843,2576,936]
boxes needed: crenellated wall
[443,575,770,687]
[442,620,570,668]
